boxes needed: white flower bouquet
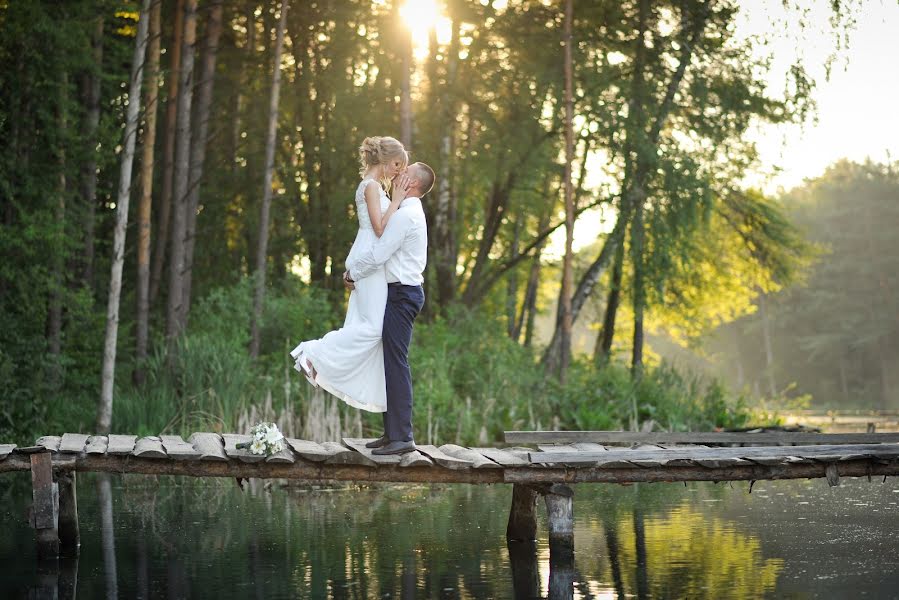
[236,422,285,456]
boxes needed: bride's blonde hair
[359,136,408,190]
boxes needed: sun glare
[400,0,450,58]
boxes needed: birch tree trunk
[98,0,151,433]
[249,0,289,359]
[80,16,104,289]
[134,0,161,386]
[399,21,413,148]
[558,0,575,382]
[150,0,185,305]
[182,0,224,326]
[165,0,197,345]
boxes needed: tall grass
[20,278,756,445]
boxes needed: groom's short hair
[413,162,435,197]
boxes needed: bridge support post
[543,483,574,558]
[58,471,80,554]
[507,483,539,541]
[29,452,59,558]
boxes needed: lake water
[1,473,897,598]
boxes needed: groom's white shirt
[349,197,427,285]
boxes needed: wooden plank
[265,446,295,464]
[438,444,501,469]
[160,435,200,461]
[538,444,582,453]
[59,433,89,453]
[0,444,15,460]
[35,436,61,452]
[107,434,137,455]
[399,450,434,468]
[343,438,403,465]
[472,447,529,467]
[506,430,899,445]
[286,438,334,462]
[133,436,167,459]
[322,441,377,467]
[188,433,227,462]
[416,445,474,470]
[532,443,899,465]
[85,435,108,455]
[222,434,266,463]
[30,452,57,529]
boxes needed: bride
[289,136,409,412]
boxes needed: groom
[344,161,435,455]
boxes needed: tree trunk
[595,237,625,365]
[506,216,521,338]
[98,0,150,433]
[181,0,224,327]
[80,16,104,290]
[558,0,575,383]
[164,0,197,346]
[47,74,69,371]
[150,0,185,306]
[630,188,646,376]
[134,0,161,386]
[758,292,777,398]
[249,0,289,360]
[399,23,413,148]
[516,208,551,345]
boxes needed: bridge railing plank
[532,443,899,465]
[506,430,899,445]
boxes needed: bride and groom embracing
[290,136,435,456]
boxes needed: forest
[2,0,890,447]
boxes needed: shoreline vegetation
[6,279,763,446]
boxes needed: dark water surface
[1,473,897,598]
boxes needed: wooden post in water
[57,471,80,554]
[543,483,574,557]
[507,483,539,541]
[30,451,59,558]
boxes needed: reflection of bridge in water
[2,428,898,592]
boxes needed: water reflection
[0,476,896,598]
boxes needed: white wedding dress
[290,178,388,412]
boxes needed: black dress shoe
[371,440,416,455]
[364,435,390,449]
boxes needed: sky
[742,0,899,194]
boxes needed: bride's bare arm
[363,181,389,237]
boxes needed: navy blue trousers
[382,283,425,442]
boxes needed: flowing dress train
[289,178,388,412]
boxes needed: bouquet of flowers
[236,422,285,456]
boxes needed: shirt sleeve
[349,210,409,281]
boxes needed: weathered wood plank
[416,445,474,470]
[222,434,266,463]
[322,441,377,467]
[30,452,59,557]
[399,450,434,468]
[106,434,137,455]
[472,447,529,467]
[439,444,501,469]
[188,433,227,461]
[35,436,61,452]
[133,436,167,459]
[286,439,334,462]
[59,433,89,454]
[160,435,200,461]
[85,435,108,455]
[532,443,899,465]
[538,444,582,453]
[343,438,403,465]
[0,444,15,460]
[265,446,295,464]
[506,430,899,445]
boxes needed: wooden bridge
[2,430,898,559]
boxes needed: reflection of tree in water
[611,500,783,599]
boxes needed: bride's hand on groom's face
[393,174,411,201]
